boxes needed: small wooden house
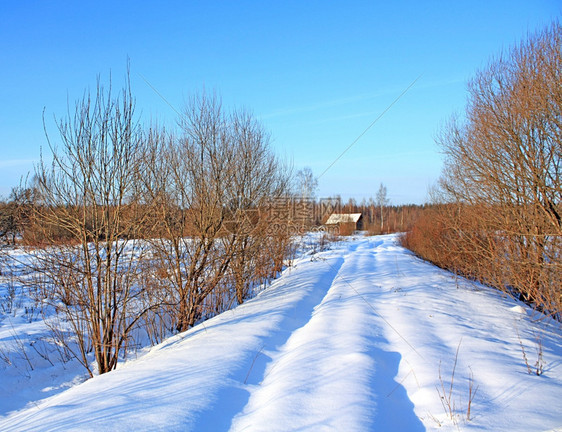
[325,213,363,234]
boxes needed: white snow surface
[1,234,562,431]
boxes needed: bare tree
[295,167,318,199]
[376,183,389,232]
[143,93,291,332]
[30,74,151,375]
[226,109,291,304]
[0,186,35,246]
[0,199,18,246]
[142,95,234,332]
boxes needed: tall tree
[376,183,389,232]
[295,167,318,199]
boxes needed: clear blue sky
[1,1,560,204]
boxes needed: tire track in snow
[230,237,423,432]
[188,253,346,432]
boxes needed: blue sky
[0,1,560,204]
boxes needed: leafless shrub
[29,339,55,367]
[437,354,459,423]
[436,340,479,425]
[7,322,35,374]
[0,343,12,366]
[142,92,291,333]
[28,71,154,376]
[516,325,545,376]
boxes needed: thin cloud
[259,85,408,120]
[0,159,37,168]
[310,110,379,125]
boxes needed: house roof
[325,213,362,224]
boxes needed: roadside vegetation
[402,22,562,321]
[0,81,294,376]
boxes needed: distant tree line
[402,22,562,320]
[338,197,429,235]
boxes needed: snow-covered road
[1,235,561,431]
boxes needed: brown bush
[403,22,562,319]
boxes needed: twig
[244,345,264,384]
[466,366,479,421]
[436,339,462,424]
[516,325,532,374]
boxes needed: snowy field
[1,234,562,431]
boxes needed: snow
[1,234,561,431]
